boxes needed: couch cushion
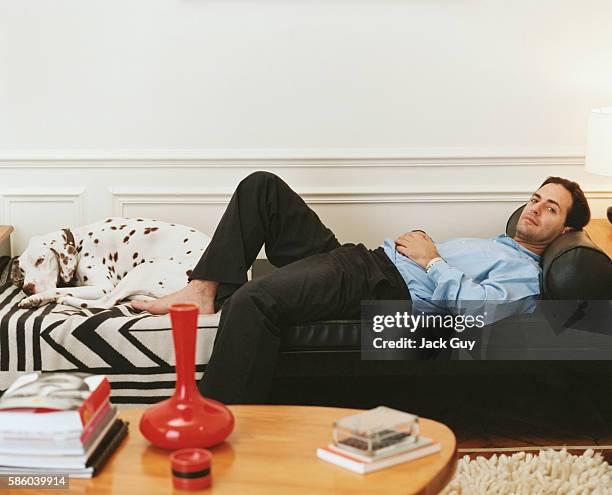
[279,319,361,351]
[506,206,612,299]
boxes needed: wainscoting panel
[0,189,85,255]
[110,189,232,237]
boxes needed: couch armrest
[540,230,612,299]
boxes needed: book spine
[80,401,112,444]
[89,420,129,476]
[78,377,111,427]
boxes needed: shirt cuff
[425,256,445,272]
[426,258,450,280]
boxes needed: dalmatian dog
[11,218,210,310]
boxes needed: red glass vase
[139,303,234,449]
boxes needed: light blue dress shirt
[382,234,542,324]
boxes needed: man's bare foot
[131,280,219,315]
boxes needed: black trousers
[191,171,410,404]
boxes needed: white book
[326,435,434,463]
[0,409,118,469]
[0,406,117,456]
[316,441,442,474]
[0,466,94,478]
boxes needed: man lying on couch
[131,172,591,403]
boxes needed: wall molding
[111,189,231,216]
[0,147,585,168]
[0,188,86,196]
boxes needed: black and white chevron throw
[0,256,218,404]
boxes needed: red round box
[170,448,212,490]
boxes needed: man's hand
[395,230,440,269]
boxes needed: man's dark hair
[540,176,590,230]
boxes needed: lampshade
[585,106,612,177]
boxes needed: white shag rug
[442,449,612,495]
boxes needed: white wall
[1,1,611,254]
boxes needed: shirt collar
[494,234,541,262]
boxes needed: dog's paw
[18,296,44,309]
[18,292,58,309]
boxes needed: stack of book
[316,406,441,474]
[0,372,128,478]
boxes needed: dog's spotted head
[13,230,78,295]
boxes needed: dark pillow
[506,205,612,299]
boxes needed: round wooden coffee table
[10,405,457,495]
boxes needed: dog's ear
[50,243,78,284]
[9,258,24,287]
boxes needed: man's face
[515,183,574,246]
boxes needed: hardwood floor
[431,372,612,463]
